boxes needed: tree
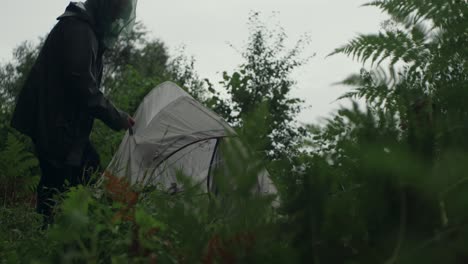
[208,13,312,159]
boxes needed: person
[10,0,138,225]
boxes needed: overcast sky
[0,0,387,124]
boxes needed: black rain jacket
[11,2,128,167]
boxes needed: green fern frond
[0,133,37,178]
[330,30,428,68]
[364,0,464,28]
[0,132,39,205]
[336,68,404,112]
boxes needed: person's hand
[121,112,136,130]
[127,116,136,128]
[128,116,135,127]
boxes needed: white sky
[0,0,387,124]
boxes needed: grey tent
[105,81,276,194]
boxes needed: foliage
[167,46,208,102]
[1,0,468,263]
[0,42,42,209]
[0,132,39,207]
[0,206,43,263]
[0,41,41,147]
[280,0,468,262]
[207,13,312,159]
[0,41,40,112]
[0,132,290,263]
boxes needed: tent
[105,81,276,195]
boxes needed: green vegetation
[1,1,467,263]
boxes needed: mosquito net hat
[85,0,138,48]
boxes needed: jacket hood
[57,0,138,49]
[57,2,95,25]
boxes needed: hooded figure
[10,0,138,225]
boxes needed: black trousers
[36,142,100,225]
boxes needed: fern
[330,29,431,69]
[330,0,466,73]
[364,0,466,28]
[0,132,39,206]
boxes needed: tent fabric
[106,81,276,194]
